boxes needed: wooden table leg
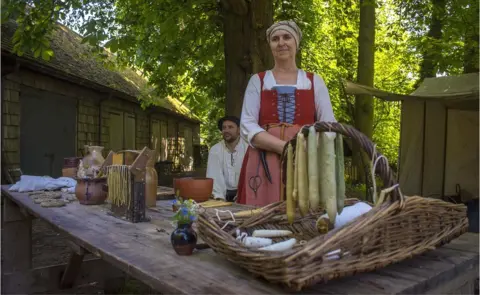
[58,240,127,292]
[59,241,86,289]
[1,196,32,271]
[1,196,33,294]
[59,251,85,289]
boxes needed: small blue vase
[171,223,197,256]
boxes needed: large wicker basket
[197,122,468,291]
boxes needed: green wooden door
[109,111,124,151]
[20,88,76,177]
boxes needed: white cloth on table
[206,139,248,200]
[240,69,337,147]
[9,175,77,192]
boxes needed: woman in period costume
[236,20,336,206]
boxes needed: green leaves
[3,0,477,159]
[32,46,53,60]
[104,38,119,52]
[41,48,54,60]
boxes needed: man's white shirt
[206,138,248,200]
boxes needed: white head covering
[266,20,302,48]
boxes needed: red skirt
[236,123,301,207]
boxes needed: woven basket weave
[197,122,468,291]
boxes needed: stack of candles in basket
[284,127,372,234]
[285,126,345,226]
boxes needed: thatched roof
[1,20,199,123]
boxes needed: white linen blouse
[206,139,248,200]
[240,69,336,146]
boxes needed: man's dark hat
[218,116,240,131]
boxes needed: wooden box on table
[102,147,155,223]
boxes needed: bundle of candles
[285,126,346,225]
[106,165,133,208]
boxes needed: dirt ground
[32,219,154,294]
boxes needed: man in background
[206,116,247,201]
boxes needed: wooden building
[1,21,201,181]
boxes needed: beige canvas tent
[344,73,479,200]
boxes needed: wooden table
[156,185,175,200]
[2,186,479,294]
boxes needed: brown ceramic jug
[75,177,108,205]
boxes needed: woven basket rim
[198,196,468,260]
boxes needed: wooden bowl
[173,177,213,203]
[75,177,108,205]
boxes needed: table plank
[2,186,478,294]
[441,232,479,253]
[156,186,175,200]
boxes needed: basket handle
[282,121,402,203]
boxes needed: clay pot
[173,177,192,194]
[173,177,213,203]
[75,177,108,205]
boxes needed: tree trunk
[352,0,375,195]
[418,0,446,83]
[222,0,273,117]
[463,0,479,73]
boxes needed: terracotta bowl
[75,177,108,205]
[173,177,213,203]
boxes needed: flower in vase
[171,197,199,227]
